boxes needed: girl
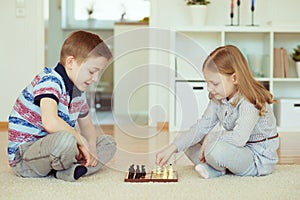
[156,45,279,178]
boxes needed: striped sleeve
[78,93,89,118]
[33,75,63,106]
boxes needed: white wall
[0,0,44,121]
[151,0,300,27]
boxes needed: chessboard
[124,164,178,183]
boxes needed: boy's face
[69,56,108,91]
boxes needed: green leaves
[291,45,300,62]
[186,0,211,6]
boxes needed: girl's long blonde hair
[203,45,275,116]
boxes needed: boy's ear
[232,73,238,84]
[65,56,75,70]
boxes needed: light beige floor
[98,124,192,172]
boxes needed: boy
[8,30,116,181]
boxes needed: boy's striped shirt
[8,63,89,167]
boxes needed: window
[62,0,150,30]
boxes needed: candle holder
[248,2,258,26]
[230,11,234,26]
[237,0,240,26]
[226,0,237,26]
[226,12,238,26]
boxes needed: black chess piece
[128,164,135,179]
[141,165,146,178]
[134,165,141,179]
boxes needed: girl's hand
[156,144,178,166]
[200,135,208,163]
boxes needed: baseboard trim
[157,122,169,131]
[0,122,8,130]
[278,156,300,165]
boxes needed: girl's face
[70,56,108,91]
[203,68,237,100]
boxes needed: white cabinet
[113,23,149,118]
[175,81,209,131]
[169,26,300,132]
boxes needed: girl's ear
[65,56,75,70]
[232,73,238,85]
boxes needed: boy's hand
[76,135,92,167]
[88,146,98,167]
[76,145,88,166]
[156,144,178,166]
[76,136,99,167]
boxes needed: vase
[296,62,300,77]
[189,5,207,26]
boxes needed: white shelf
[169,26,300,132]
[173,25,300,33]
[277,127,300,133]
[273,78,300,82]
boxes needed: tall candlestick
[230,0,234,26]
[237,0,240,26]
[251,0,255,26]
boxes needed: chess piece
[168,164,174,179]
[134,165,141,179]
[152,165,161,178]
[162,166,168,179]
[128,164,135,179]
[141,165,146,178]
[156,165,162,175]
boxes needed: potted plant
[291,45,300,77]
[186,0,210,5]
[185,0,210,26]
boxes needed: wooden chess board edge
[124,178,152,182]
[124,171,178,183]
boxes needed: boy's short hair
[60,30,112,66]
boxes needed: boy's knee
[97,135,116,148]
[48,132,78,170]
[51,132,78,157]
[96,135,116,163]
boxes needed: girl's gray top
[173,96,279,176]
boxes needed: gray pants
[13,132,116,181]
[185,140,258,176]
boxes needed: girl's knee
[205,141,226,164]
[184,143,202,165]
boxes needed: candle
[251,0,254,11]
[231,0,234,13]
[237,0,240,6]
